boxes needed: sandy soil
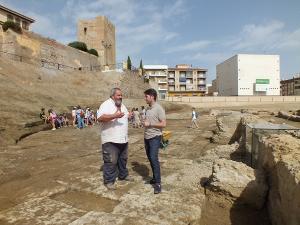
[1,104,298,224]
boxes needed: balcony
[148,72,167,77]
[168,81,175,85]
[158,79,167,84]
[198,80,206,85]
[197,73,206,78]
[186,72,193,78]
[198,87,206,91]
[168,72,175,78]
[158,86,168,91]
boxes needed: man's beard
[115,99,122,107]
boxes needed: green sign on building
[256,79,270,84]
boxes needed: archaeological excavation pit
[198,114,300,225]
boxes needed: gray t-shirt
[144,102,166,139]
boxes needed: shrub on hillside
[68,41,88,52]
[2,21,22,33]
[88,48,99,57]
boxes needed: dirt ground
[1,103,299,224]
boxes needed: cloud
[164,40,212,54]
[183,52,230,63]
[60,0,186,61]
[222,20,300,53]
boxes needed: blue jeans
[77,116,84,129]
[144,135,161,184]
[102,142,128,184]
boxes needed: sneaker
[119,175,134,182]
[51,128,56,130]
[105,183,116,190]
[154,184,161,194]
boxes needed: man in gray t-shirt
[142,88,166,194]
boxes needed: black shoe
[154,184,161,194]
[149,178,156,185]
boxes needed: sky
[1,0,300,82]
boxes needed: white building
[0,4,35,30]
[216,54,280,96]
[143,65,168,99]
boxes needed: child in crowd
[40,108,47,124]
[48,109,57,130]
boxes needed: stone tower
[78,16,116,70]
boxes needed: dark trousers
[144,135,161,184]
[102,142,128,184]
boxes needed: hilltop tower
[78,16,116,70]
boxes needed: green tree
[139,59,143,69]
[88,48,99,57]
[127,56,132,70]
[68,41,88,52]
[2,21,22,33]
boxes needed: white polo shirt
[97,98,128,144]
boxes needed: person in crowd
[76,105,85,129]
[72,106,77,127]
[40,108,47,124]
[48,108,57,130]
[91,110,96,125]
[140,106,146,121]
[142,88,166,194]
[97,87,133,190]
[133,108,141,128]
[191,107,199,128]
[63,113,69,127]
[85,107,91,126]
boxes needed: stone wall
[166,96,300,108]
[0,28,100,71]
[256,134,300,225]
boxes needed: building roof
[0,4,35,23]
[168,67,207,71]
[143,65,168,70]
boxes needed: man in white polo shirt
[97,87,132,190]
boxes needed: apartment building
[281,74,300,96]
[168,64,207,97]
[0,4,35,30]
[143,65,168,99]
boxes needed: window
[84,27,87,35]
[22,21,29,30]
[15,18,21,25]
[7,14,13,21]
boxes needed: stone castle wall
[78,16,116,69]
[0,28,100,71]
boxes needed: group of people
[71,106,96,129]
[40,108,69,130]
[40,105,98,131]
[129,106,146,128]
[97,88,166,194]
